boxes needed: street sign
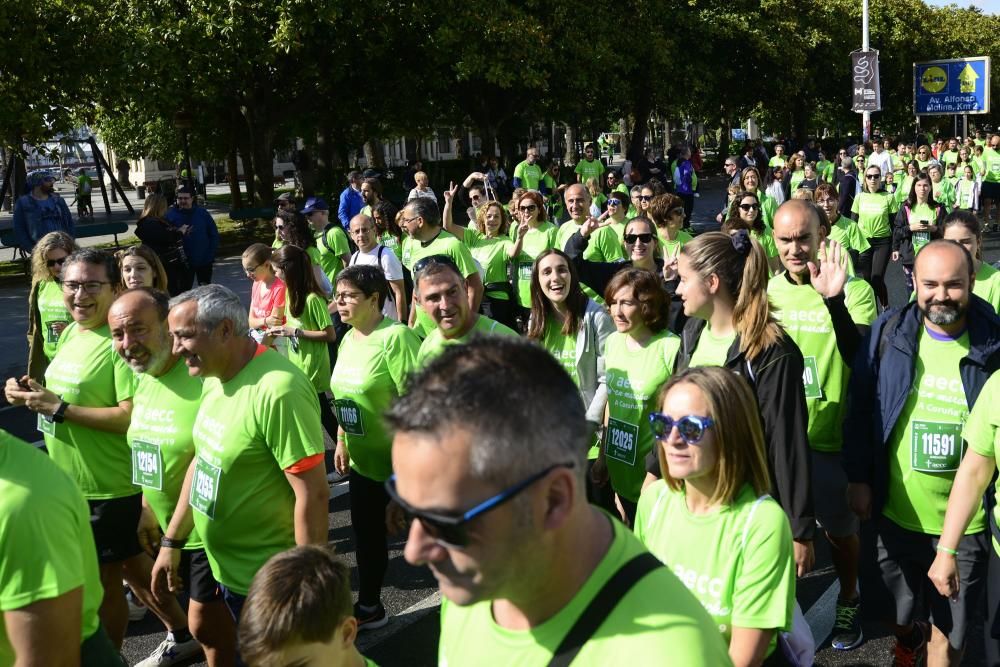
[913,57,991,115]
[851,50,881,112]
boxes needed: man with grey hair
[151,285,329,626]
[387,337,730,665]
[398,197,483,338]
[844,240,1000,665]
[337,170,365,230]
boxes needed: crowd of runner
[2,132,1000,667]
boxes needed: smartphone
[17,379,30,391]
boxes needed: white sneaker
[126,589,148,622]
[134,634,203,666]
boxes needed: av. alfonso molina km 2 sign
[913,57,991,115]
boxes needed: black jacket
[646,317,815,540]
[842,296,1000,518]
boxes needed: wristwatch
[49,399,69,424]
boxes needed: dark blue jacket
[13,194,74,252]
[338,187,364,229]
[165,205,219,267]
[843,295,1000,516]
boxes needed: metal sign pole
[862,0,870,142]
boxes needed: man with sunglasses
[4,249,150,650]
[716,156,741,223]
[768,200,878,651]
[387,337,730,666]
[413,256,515,365]
[398,197,483,338]
[844,240,1000,666]
[13,170,75,254]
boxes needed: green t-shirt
[751,226,778,259]
[315,224,351,284]
[789,169,805,191]
[285,292,333,393]
[906,203,940,253]
[416,316,517,366]
[851,191,893,239]
[36,279,70,361]
[128,360,205,549]
[883,329,984,535]
[768,156,786,168]
[688,324,736,369]
[513,222,558,307]
[604,330,680,502]
[556,221,622,303]
[402,230,480,338]
[462,228,514,301]
[965,372,1000,554]
[330,319,421,482]
[379,232,403,263]
[895,175,915,207]
[437,515,731,667]
[931,179,955,212]
[541,319,577,384]
[606,219,627,246]
[983,148,1000,183]
[513,160,543,191]
[829,215,871,255]
[43,323,136,499]
[817,160,834,183]
[768,274,877,452]
[0,432,104,666]
[190,349,324,595]
[974,263,1000,314]
[658,229,693,259]
[575,158,605,184]
[635,482,794,657]
[941,150,959,167]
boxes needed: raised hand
[808,239,847,299]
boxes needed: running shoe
[830,597,863,650]
[892,620,928,667]
[126,587,148,622]
[134,633,202,666]
[354,601,389,632]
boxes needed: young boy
[239,546,377,667]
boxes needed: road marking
[803,580,840,650]
[358,591,441,651]
[330,482,350,500]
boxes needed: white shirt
[407,188,437,202]
[349,245,404,320]
[867,150,893,179]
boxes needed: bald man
[843,240,1000,665]
[768,200,877,651]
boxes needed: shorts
[88,494,143,564]
[870,516,987,649]
[180,548,222,603]
[809,450,858,538]
[982,180,1000,201]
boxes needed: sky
[924,0,999,12]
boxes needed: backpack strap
[349,250,359,266]
[547,552,662,667]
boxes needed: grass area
[204,187,293,207]
[0,215,276,287]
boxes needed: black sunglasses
[46,257,67,268]
[624,233,653,244]
[865,173,881,180]
[519,204,537,212]
[384,463,574,548]
[638,195,653,201]
[739,203,760,211]
[412,253,461,276]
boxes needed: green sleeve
[306,293,332,330]
[596,226,625,262]
[574,164,585,178]
[386,327,422,395]
[450,242,479,279]
[0,487,87,611]
[965,376,1000,458]
[845,279,878,326]
[851,195,860,216]
[262,380,324,468]
[330,227,350,256]
[113,350,136,402]
[514,162,525,180]
[731,500,795,631]
[462,227,483,246]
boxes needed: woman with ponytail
[661,229,815,577]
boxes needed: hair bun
[730,229,752,257]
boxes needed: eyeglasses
[60,280,110,295]
[724,162,736,167]
[518,204,537,212]
[739,203,760,211]
[400,214,421,226]
[243,264,260,275]
[412,254,461,277]
[649,413,715,445]
[638,195,653,201]
[624,233,653,244]
[383,462,574,548]
[46,257,67,268]
[607,199,621,206]
[334,290,364,303]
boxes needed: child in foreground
[239,545,378,667]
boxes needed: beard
[922,299,965,325]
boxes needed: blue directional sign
[914,57,991,115]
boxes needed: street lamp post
[173,111,195,194]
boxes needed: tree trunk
[226,148,242,210]
[363,140,386,169]
[627,92,653,162]
[477,123,498,160]
[250,128,274,206]
[563,123,575,165]
[234,108,256,204]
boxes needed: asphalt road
[2,178,999,666]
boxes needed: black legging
[859,235,892,309]
[481,295,518,331]
[349,470,390,607]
